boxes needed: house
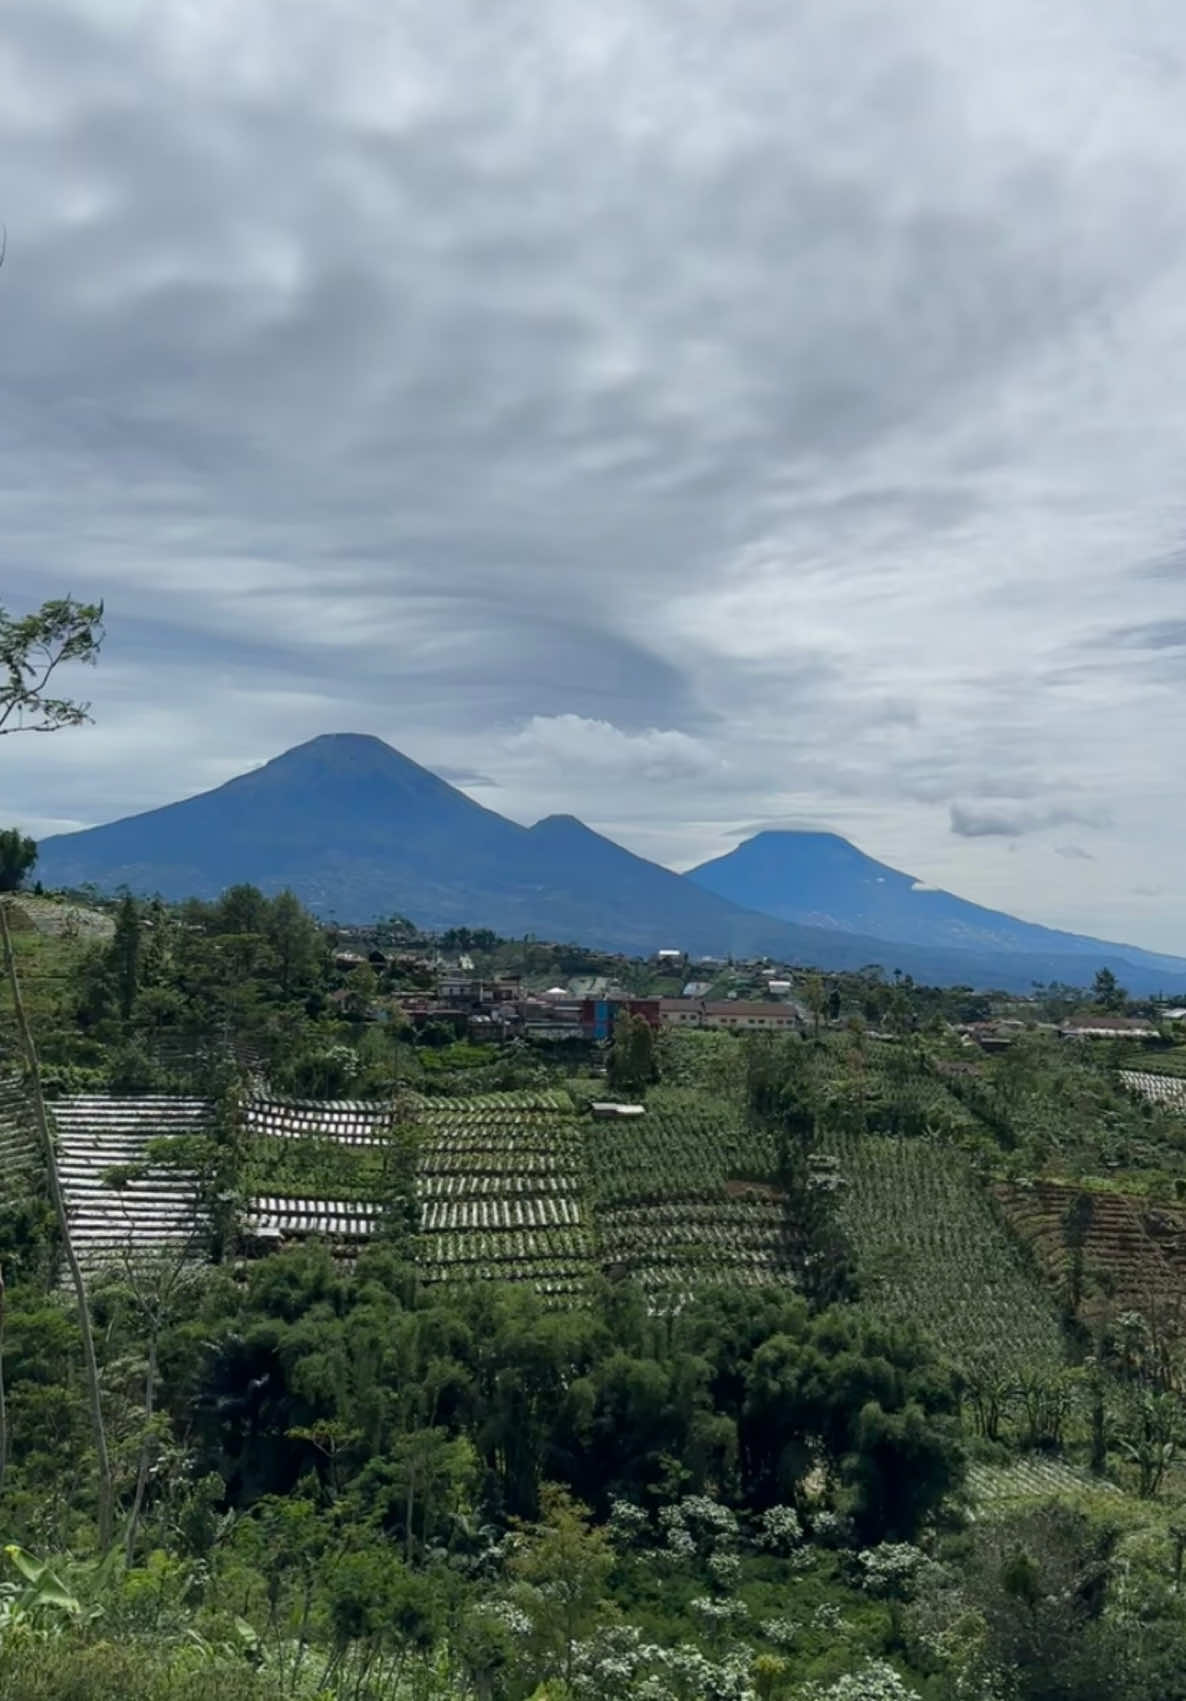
[1060,1016,1162,1042]
[682,980,713,998]
[655,948,684,966]
[578,997,660,1041]
[333,950,367,971]
[658,999,801,1032]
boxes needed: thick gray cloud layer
[3,0,1186,946]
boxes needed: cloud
[3,0,1186,947]
[1055,844,1095,862]
[1104,620,1186,651]
[949,803,1110,840]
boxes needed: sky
[3,0,1186,949]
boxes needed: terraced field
[993,1178,1186,1326]
[829,1134,1064,1374]
[0,1073,36,1183]
[586,1088,796,1298]
[242,1090,593,1300]
[1122,1070,1186,1110]
[966,1455,1121,1512]
[417,1095,591,1299]
[51,1094,211,1273]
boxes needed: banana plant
[0,1544,82,1639]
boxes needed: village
[325,928,1186,1051]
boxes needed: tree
[1093,967,1127,1012]
[607,1013,657,1094]
[0,827,36,892]
[509,1485,614,1688]
[0,597,104,734]
[266,889,321,999]
[109,892,141,1022]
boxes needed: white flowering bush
[760,1614,800,1648]
[757,1505,803,1553]
[660,1495,741,1553]
[481,1597,534,1637]
[707,1551,743,1590]
[691,1594,750,1625]
[856,1544,925,1598]
[810,1602,847,1633]
[609,1497,653,1547]
[569,1625,759,1701]
[796,1657,920,1699]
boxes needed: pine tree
[110,892,141,1022]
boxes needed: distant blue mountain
[33,734,1186,993]
[687,830,1186,983]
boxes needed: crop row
[992,1180,1186,1319]
[421,1133,581,1165]
[606,1198,786,1228]
[966,1456,1119,1506]
[419,1228,590,1264]
[418,1090,575,1114]
[420,1196,582,1231]
[419,1170,581,1199]
[1121,1070,1186,1108]
[828,1134,1065,1372]
[601,1219,792,1254]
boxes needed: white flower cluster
[691,1594,750,1623]
[570,1625,758,1701]
[856,1544,925,1598]
[481,1598,533,1637]
[760,1614,800,1648]
[608,1498,652,1546]
[810,1602,847,1633]
[757,1504,804,1553]
[707,1551,743,1590]
[796,1657,920,1700]
[659,1494,740,1563]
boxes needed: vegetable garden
[992,1177,1186,1327]
[828,1133,1064,1375]
[585,1085,797,1297]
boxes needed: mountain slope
[32,739,919,963]
[33,736,1186,992]
[686,831,1186,981]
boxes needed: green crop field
[827,1131,1065,1375]
[585,1084,796,1297]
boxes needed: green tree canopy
[0,826,36,892]
[0,596,104,735]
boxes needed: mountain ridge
[33,733,1186,993]
[687,829,1186,978]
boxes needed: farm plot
[416,1096,592,1301]
[242,1091,592,1298]
[829,1135,1064,1375]
[50,1094,212,1273]
[993,1179,1186,1327]
[586,1089,795,1299]
[966,1455,1121,1512]
[0,1074,36,1183]
[242,1195,381,1256]
[1122,1070,1186,1110]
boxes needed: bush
[0,1640,287,1701]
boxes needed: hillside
[34,734,1186,992]
[688,829,1186,987]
